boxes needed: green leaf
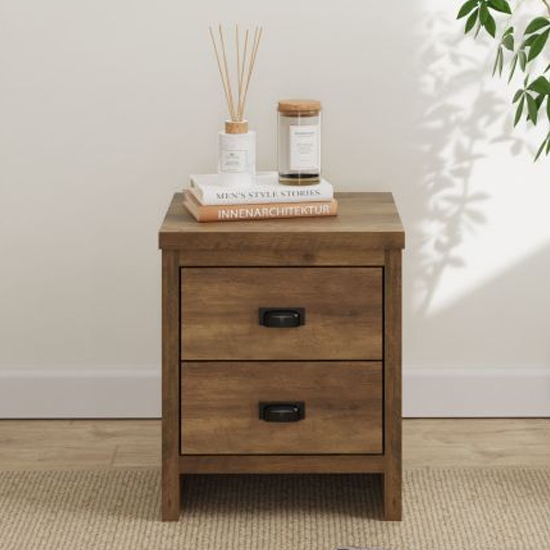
[489,0,511,13]
[526,94,538,124]
[528,76,550,95]
[502,33,514,51]
[484,12,497,37]
[512,89,523,102]
[475,20,483,38]
[492,47,503,76]
[504,26,514,36]
[479,3,489,24]
[524,17,550,35]
[514,95,525,126]
[465,9,479,33]
[458,0,480,18]
[534,137,547,161]
[509,53,518,82]
[522,34,539,48]
[546,137,550,155]
[528,29,550,61]
[547,96,550,122]
[519,50,527,71]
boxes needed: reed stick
[236,27,256,120]
[236,25,242,119]
[209,24,263,123]
[238,26,262,121]
[237,29,249,121]
[209,26,233,121]
[218,25,236,120]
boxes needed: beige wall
[1,0,549,414]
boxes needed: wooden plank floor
[0,419,548,470]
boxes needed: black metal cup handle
[259,402,305,422]
[259,307,305,328]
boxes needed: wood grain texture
[180,362,383,455]
[1,419,549,470]
[158,190,406,521]
[176,241,385,266]
[181,267,383,360]
[161,250,181,521]
[383,248,402,521]
[179,454,386,474]
[278,99,322,114]
[159,192,405,251]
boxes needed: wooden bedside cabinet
[158,191,405,521]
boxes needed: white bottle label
[289,125,319,171]
[220,149,247,173]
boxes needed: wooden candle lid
[225,120,249,134]
[278,99,322,116]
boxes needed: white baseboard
[404,367,550,417]
[0,367,160,418]
[0,366,548,418]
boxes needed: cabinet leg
[162,471,181,521]
[383,248,402,522]
[161,250,181,522]
[383,470,402,521]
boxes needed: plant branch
[458,0,550,160]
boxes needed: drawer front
[181,267,383,360]
[180,361,383,455]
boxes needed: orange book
[183,191,338,223]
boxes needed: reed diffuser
[209,24,263,185]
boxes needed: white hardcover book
[189,171,333,206]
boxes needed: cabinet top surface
[159,192,405,249]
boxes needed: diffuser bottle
[209,24,263,186]
[218,120,256,186]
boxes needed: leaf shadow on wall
[408,12,530,318]
[407,239,550,366]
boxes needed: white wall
[1,0,549,416]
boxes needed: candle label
[220,149,247,173]
[289,125,319,171]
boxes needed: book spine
[189,200,338,223]
[190,185,333,206]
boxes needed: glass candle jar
[277,99,321,185]
[218,120,256,186]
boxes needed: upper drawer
[181,267,383,360]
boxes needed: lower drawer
[180,361,383,455]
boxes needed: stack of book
[183,172,337,223]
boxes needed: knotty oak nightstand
[159,192,405,521]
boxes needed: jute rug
[0,469,549,550]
